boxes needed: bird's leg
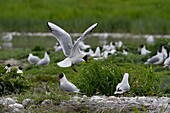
[71,65,78,72]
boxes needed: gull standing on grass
[114,73,130,94]
[139,45,151,55]
[47,22,98,72]
[5,64,11,73]
[1,34,13,41]
[17,66,23,74]
[58,72,80,93]
[163,52,170,67]
[161,46,168,60]
[28,53,41,64]
[144,49,164,65]
[37,52,50,66]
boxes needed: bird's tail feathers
[57,58,72,67]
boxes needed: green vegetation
[0,0,170,34]
[0,65,30,95]
[0,36,170,112]
[77,59,162,96]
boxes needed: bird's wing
[70,23,98,57]
[57,57,72,67]
[76,23,98,43]
[47,22,73,56]
[164,58,170,65]
[37,59,48,66]
[147,56,159,64]
[61,82,80,93]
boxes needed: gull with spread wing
[47,22,98,72]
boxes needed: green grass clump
[0,65,30,95]
[77,60,122,96]
[77,58,162,96]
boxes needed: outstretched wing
[70,23,98,57]
[47,22,73,56]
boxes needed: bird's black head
[18,66,23,70]
[112,42,116,45]
[158,49,162,53]
[164,46,168,49]
[99,46,103,50]
[140,44,144,48]
[124,48,128,52]
[47,51,50,55]
[7,64,11,67]
[108,53,112,56]
[58,72,64,79]
[83,55,88,63]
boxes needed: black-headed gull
[161,46,168,59]
[163,52,170,67]
[146,35,154,44]
[1,34,13,41]
[114,73,130,94]
[122,49,128,56]
[17,66,23,74]
[58,72,80,93]
[139,45,151,55]
[28,53,41,64]
[144,50,164,65]
[84,48,94,57]
[47,22,98,70]
[5,64,11,73]
[54,42,63,52]
[115,41,123,48]
[79,41,91,50]
[91,46,101,58]
[37,52,50,66]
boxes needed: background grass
[0,0,170,34]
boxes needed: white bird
[115,41,123,48]
[163,52,170,67]
[102,44,110,51]
[161,46,168,59]
[5,64,11,73]
[122,49,128,56]
[2,42,13,49]
[83,48,94,57]
[109,42,116,50]
[47,22,98,70]
[58,72,80,93]
[99,32,108,45]
[17,66,23,74]
[144,50,164,65]
[1,34,13,41]
[139,45,151,55]
[146,35,154,44]
[101,51,111,58]
[114,73,130,94]
[37,52,50,66]
[78,41,91,50]
[54,42,63,52]
[28,53,41,64]
[91,47,101,58]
